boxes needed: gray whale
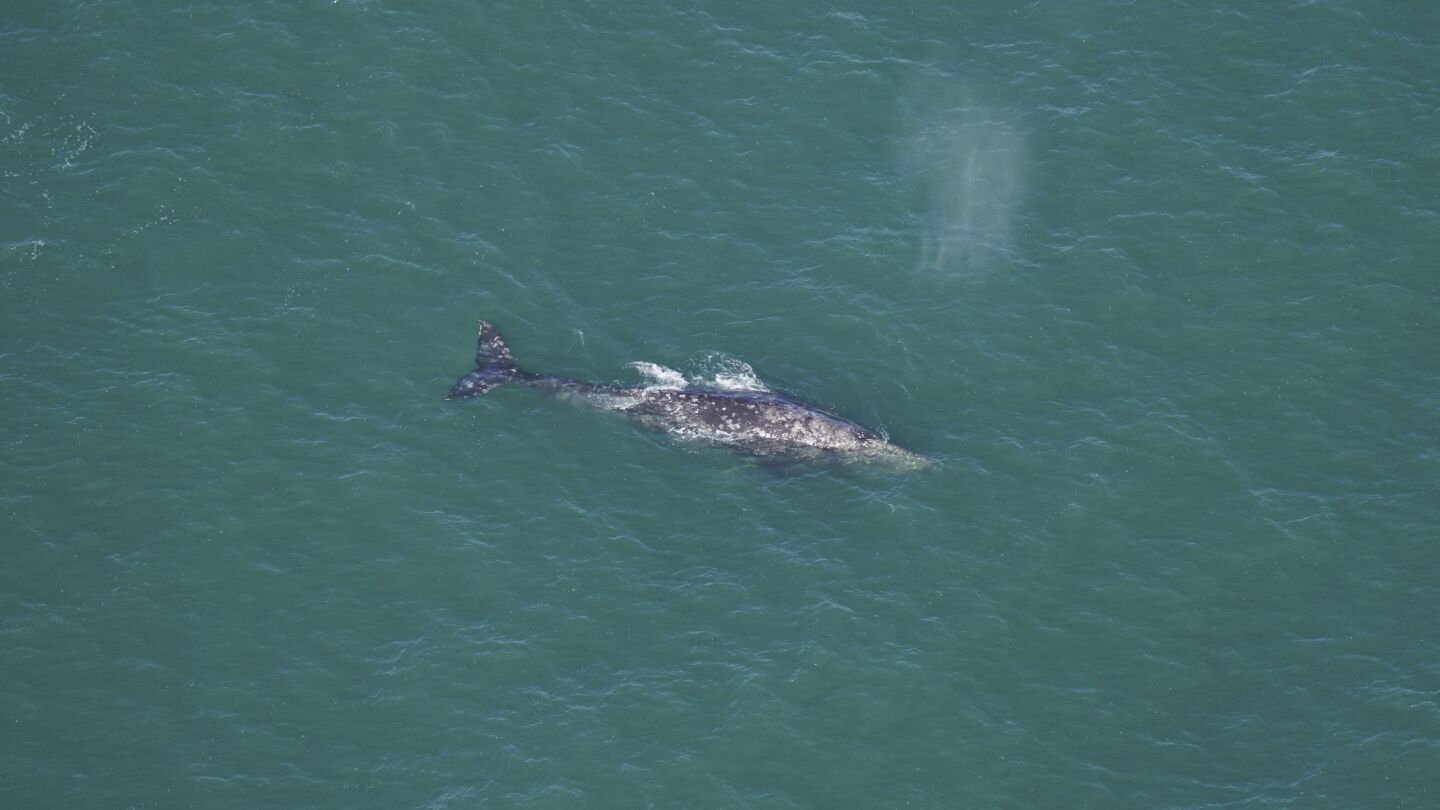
[448,321,928,469]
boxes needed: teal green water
[4,2,1437,807]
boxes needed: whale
[447,321,929,470]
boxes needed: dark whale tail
[447,320,524,399]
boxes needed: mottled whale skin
[447,321,929,469]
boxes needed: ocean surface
[3,2,1437,807]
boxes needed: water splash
[693,353,769,392]
[903,95,1024,276]
[627,362,687,389]
[628,354,769,392]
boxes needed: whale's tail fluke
[447,320,524,399]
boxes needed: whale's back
[621,388,919,464]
